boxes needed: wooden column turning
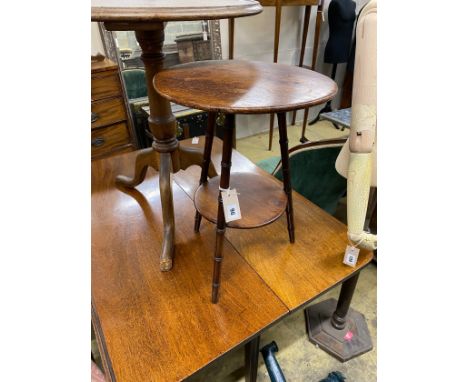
[113,24,178,271]
[331,272,360,330]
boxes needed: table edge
[91,4,263,23]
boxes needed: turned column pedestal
[92,0,262,271]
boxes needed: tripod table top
[91,0,262,22]
[154,60,338,114]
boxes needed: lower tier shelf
[194,172,288,229]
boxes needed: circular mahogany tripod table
[91,0,262,272]
[155,60,337,302]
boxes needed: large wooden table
[92,139,372,381]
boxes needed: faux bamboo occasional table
[155,60,337,303]
[92,140,373,381]
[91,0,263,272]
[228,0,323,150]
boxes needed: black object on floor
[319,371,346,382]
[260,342,286,382]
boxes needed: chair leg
[300,108,309,143]
[212,114,235,303]
[268,114,274,151]
[194,112,217,232]
[292,5,312,126]
[277,112,295,243]
[269,2,282,151]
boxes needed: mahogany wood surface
[91,0,263,22]
[91,97,127,130]
[92,152,288,382]
[195,173,288,229]
[91,122,131,158]
[174,138,373,310]
[92,138,372,381]
[91,72,122,102]
[155,60,337,114]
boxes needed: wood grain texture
[91,122,131,159]
[225,196,372,310]
[154,60,338,114]
[91,72,122,101]
[91,97,127,129]
[195,173,288,229]
[91,58,118,73]
[92,152,288,382]
[91,0,263,22]
[174,138,373,311]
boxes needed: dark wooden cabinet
[91,58,134,160]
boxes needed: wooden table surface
[259,0,319,6]
[92,138,372,381]
[91,0,262,22]
[155,60,337,114]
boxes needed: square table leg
[245,335,261,382]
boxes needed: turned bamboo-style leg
[277,112,295,243]
[268,0,283,151]
[291,5,311,126]
[212,114,235,304]
[195,112,217,232]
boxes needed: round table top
[91,0,262,22]
[154,60,338,114]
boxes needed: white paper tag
[203,31,208,41]
[343,245,360,267]
[192,136,199,144]
[221,188,242,222]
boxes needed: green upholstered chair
[122,69,147,100]
[256,138,348,215]
[122,69,150,148]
